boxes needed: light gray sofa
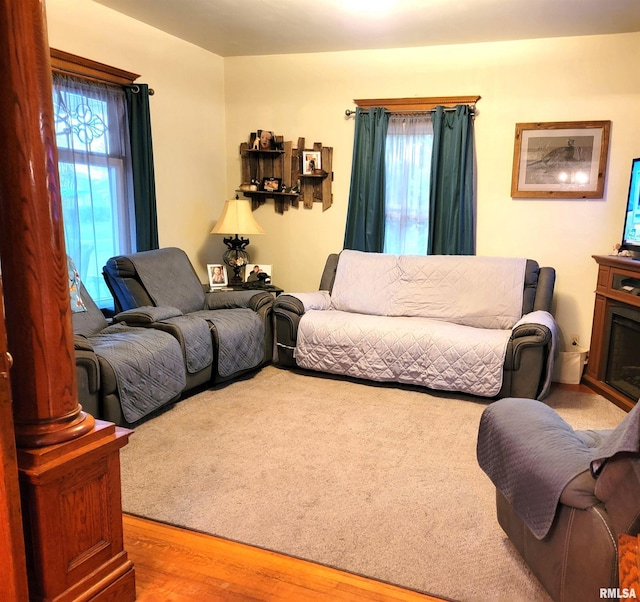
[273,250,556,400]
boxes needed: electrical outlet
[570,334,580,346]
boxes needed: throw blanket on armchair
[477,397,640,540]
[295,252,528,397]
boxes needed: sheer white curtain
[383,113,433,255]
[53,74,135,308]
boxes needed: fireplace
[605,306,640,402]
[584,255,640,411]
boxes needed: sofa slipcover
[274,250,556,400]
[103,247,274,384]
[73,281,186,426]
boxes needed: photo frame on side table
[511,120,611,199]
[207,264,228,288]
[246,264,272,284]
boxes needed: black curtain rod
[344,106,474,117]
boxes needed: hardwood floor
[123,514,444,601]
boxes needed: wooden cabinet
[239,136,332,214]
[583,255,640,411]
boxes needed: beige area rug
[119,365,626,602]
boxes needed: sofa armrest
[594,453,640,537]
[273,294,306,316]
[74,334,100,417]
[113,305,183,325]
[281,290,332,312]
[74,333,94,353]
[204,290,270,310]
[508,323,552,369]
[248,291,275,313]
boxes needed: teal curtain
[343,107,389,252]
[125,84,159,251]
[428,105,475,255]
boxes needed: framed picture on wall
[511,120,611,199]
[207,264,228,288]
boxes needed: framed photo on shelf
[251,130,275,151]
[207,264,228,288]
[261,177,282,192]
[511,120,611,199]
[245,264,272,284]
[302,151,322,175]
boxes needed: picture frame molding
[511,120,611,199]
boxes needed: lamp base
[222,235,250,285]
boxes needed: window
[345,96,478,255]
[383,114,433,255]
[52,74,136,308]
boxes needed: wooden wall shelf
[239,135,333,214]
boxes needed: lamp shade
[210,198,265,236]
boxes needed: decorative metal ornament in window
[54,94,107,146]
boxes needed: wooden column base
[17,420,135,601]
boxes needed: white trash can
[552,346,589,385]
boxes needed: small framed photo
[207,264,228,288]
[251,130,275,151]
[511,120,611,199]
[303,151,322,175]
[261,177,282,192]
[245,264,272,284]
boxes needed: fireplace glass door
[605,306,640,402]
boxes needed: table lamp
[210,196,265,285]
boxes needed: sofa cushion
[296,309,511,397]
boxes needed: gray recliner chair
[103,247,274,384]
[72,280,187,427]
[477,397,640,602]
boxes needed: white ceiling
[92,0,640,58]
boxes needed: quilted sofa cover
[274,250,557,400]
[103,247,274,385]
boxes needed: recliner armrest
[74,335,100,395]
[594,453,640,536]
[204,290,271,310]
[113,305,183,325]
[273,294,306,316]
[275,291,331,313]
[74,333,94,352]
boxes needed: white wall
[44,0,640,349]
[45,0,227,278]
[224,33,640,349]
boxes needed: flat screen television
[620,157,640,258]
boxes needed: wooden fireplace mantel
[583,255,640,412]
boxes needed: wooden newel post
[0,1,136,599]
[0,0,94,447]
